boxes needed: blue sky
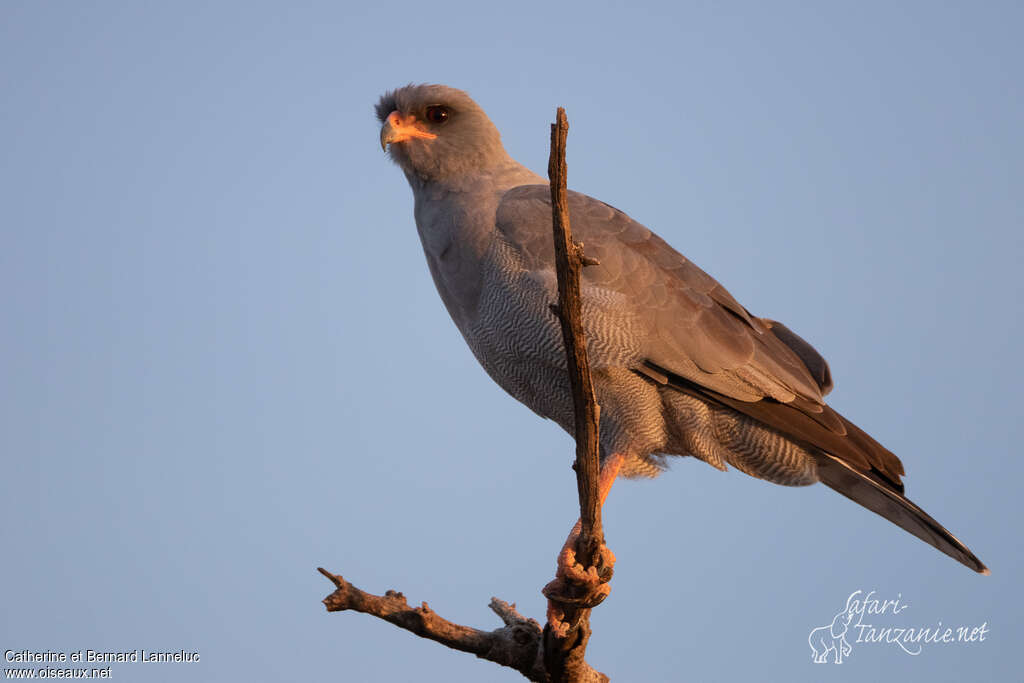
[2,2,1021,681]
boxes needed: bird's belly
[464,270,574,427]
[458,254,648,432]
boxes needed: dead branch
[547,107,603,554]
[318,568,547,681]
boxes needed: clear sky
[2,1,1020,681]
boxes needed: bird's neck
[408,157,543,267]
[404,157,543,196]
[406,159,543,329]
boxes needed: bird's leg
[544,453,623,633]
[555,453,622,584]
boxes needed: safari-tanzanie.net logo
[807,590,988,664]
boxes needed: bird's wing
[496,185,830,400]
[494,184,903,486]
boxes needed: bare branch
[544,108,611,683]
[317,568,547,681]
[547,108,603,562]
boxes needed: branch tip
[317,567,344,588]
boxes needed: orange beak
[380,111,437,150]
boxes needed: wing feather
[495,185,826,404]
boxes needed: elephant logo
[808,593,858,663]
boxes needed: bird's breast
[412,190,646,426]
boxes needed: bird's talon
[557,553,600,586]
[543,577,611,609]
[545,603,571,637]
[555,542,616,587]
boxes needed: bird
[375,83,988,587]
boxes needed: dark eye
[424,106,450,124]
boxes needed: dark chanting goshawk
[375,83,988,578]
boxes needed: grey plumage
[376,84,988,574]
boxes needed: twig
[317,568,547,681]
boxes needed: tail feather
[644,365,988,574]
[815,452,989,574]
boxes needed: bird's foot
[555,542,616,585]
[542,540,616,636]
[543,454,624,636]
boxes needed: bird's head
[376,84,508,182]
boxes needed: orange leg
[546,453,624,633]
[555,453,623,578]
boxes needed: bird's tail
[815,452,989,574]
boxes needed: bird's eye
[424,106,450,124]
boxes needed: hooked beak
[380,111,437,151]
